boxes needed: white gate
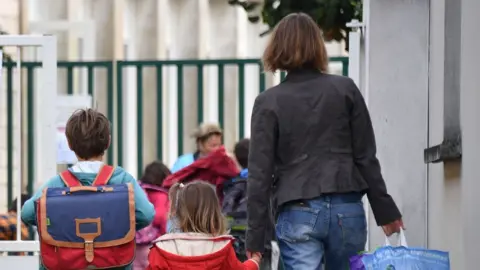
[0,35,57,268]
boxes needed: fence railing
[1,61,115,209]
[1,57,348,208]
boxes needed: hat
[192,123,222,140]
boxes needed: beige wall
[0,0,19,34]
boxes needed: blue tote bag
[361,230,450,270]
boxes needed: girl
[148,181,262,270]
[134,161,171,270]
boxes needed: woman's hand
[382,219,405,236]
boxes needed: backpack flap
[36,166,136,269]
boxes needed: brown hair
[168,181,227,236]
[65,108,111,160]
[140,161,171,186]
[234,138,250,169]
[262,13,329,73]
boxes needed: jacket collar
[284,68,322,82]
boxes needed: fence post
[116,61,124,167]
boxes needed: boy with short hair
[21,108,155,269]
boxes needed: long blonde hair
[168,181,227,236]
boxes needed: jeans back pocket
[275,206,320,244]
[337,211,367,251]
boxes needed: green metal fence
[2,61,115,207]
[116,57,348,177]
[2,57,348,207]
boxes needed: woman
[245,13,404,270]
[171,122,222,173]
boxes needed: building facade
[4,0,480,269]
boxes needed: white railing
[0,35,57,268]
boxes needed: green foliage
[228,0,362,50]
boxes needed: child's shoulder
[45,174,68,188]
[108,166,136,184]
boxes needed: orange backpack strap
[92,165,115,186]
[59,170,82,187]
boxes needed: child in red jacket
[148,181,261,270]
[134,161,171,270]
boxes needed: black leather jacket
[246,69,401,252]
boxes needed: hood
[162,146,240,188]
[67,162,127,185]
[154,233,234,257]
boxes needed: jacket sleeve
[152,194,169,234]
[226,244,260,270]
[246,94,277,253]
[21,176,64,226]
[123,173,155,230]
[349,80,402,225]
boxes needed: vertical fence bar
[26,65,36,240]
[342,59,348,76]
[6,65,13,208]
[238,63,245,139]
[197,64,204,125]
[156,65,163,161]
[26,67,35,197]
[106,63,114,165]
[177,65,184,155]
[116,61,123,167]
[217,64,224,130]
[67,66,73,94]
[136,66,144,177]
[259,64,265,93]
[87,66,94,96]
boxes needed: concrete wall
[427,0,464,268]
[363,0,429,249]
[459,0,480,268]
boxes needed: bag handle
[385,228,408,247]
[64,186,114,194]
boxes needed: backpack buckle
[75,218,102,263]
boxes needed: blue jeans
[275,193,367,270]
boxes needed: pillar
[167,0,201,160]
[132,0,162,173]
[427,0,464,268]
[208,0,240,148]
[87,0,124,166]
[363,0,429,248]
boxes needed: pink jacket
[144,184,170,235]
[134,183,170,270]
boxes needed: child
[21,108,155,270]
[134,161,171,270]
[148,181,262,270]
[223,139,276,270]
